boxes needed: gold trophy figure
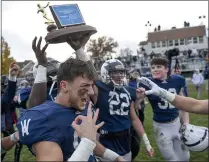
[37,2,57,32]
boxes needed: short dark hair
[150,57,169,68]
[57,58,94,89]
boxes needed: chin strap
[48,75,57,101]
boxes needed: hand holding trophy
[37,2,97,44]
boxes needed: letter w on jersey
[21,119,31,136]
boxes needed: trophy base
[45,25,97,44]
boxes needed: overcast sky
[2,1,208,62]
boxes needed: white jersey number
[158,88,176,109]
[108,91,130,115]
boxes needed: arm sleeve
[1,80,17,104]
[17,110,63,147]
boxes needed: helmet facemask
[108,69,126,89]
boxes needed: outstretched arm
[139,77,208,115]
[172,96,208,114]
[27,37,48,108]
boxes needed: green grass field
[3,83,209,161]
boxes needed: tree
[119,48,133,57]
[87,36,118,57]
[1,37,15,74]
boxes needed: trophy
[37,2,97,44]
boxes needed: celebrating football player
[138,57,190,161]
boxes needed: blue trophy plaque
[38,3,97,44]
[50,4,85,28]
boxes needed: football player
[138,57,190,161]
[17,36,125,161]
[67,38,154,161]
[138,77,208,114]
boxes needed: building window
[193,37,198,44]
[180,39,185,45]
[162,41,166,47]
[199,36,204,43]
[151,42,155,48]
[187,37,192,44]
[156,42,160,48]
[174,40,179,46]
[169,40,173,46]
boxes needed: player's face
[68,76,94,111]
[151,64,168,80]
[110,70,126,84]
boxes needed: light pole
[198,15,206,25]
[145,21,152,33]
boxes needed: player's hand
[146,146,154,157]
[136,87,146,99]
[115,156,126,161]
[67,33,91,51]
[138,77,162,96]
[14,131,19,141]
[71,102,104,143]
[9,62,20,77]
[32,36,48,67]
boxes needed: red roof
[148,25,206,42]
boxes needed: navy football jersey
[95,80,136,156]
[95,80,136,132]
[139,75,186,123]
[17,101,94,161]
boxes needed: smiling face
[150,57,169,80]
[151,64,168,80]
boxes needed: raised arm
[1,62,20,104]
[27,37,48,108]
[67,34,100,80]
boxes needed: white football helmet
[101,59,126,88]
[180,124,208,152]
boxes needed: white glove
[138,77,176,102]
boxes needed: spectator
[191,69,204,99]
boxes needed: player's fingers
[9,62,16,68]
[41,42,49,53]
[145,90,153,95]
[37,36,42,52]
[87,101,93,120]
[74,115,85,124]
[96,121,104,130]
[71,121,80,131]
[32,36,37,52]
[137,87,145,92]
[93,108,99,124]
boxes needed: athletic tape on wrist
[160,88,176,102]
[102,148,119,161]
[67,138,96,161]
[75,48,90,61]
[10,133,18,143]
[34,65,47,84]
[142,133,150,146]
